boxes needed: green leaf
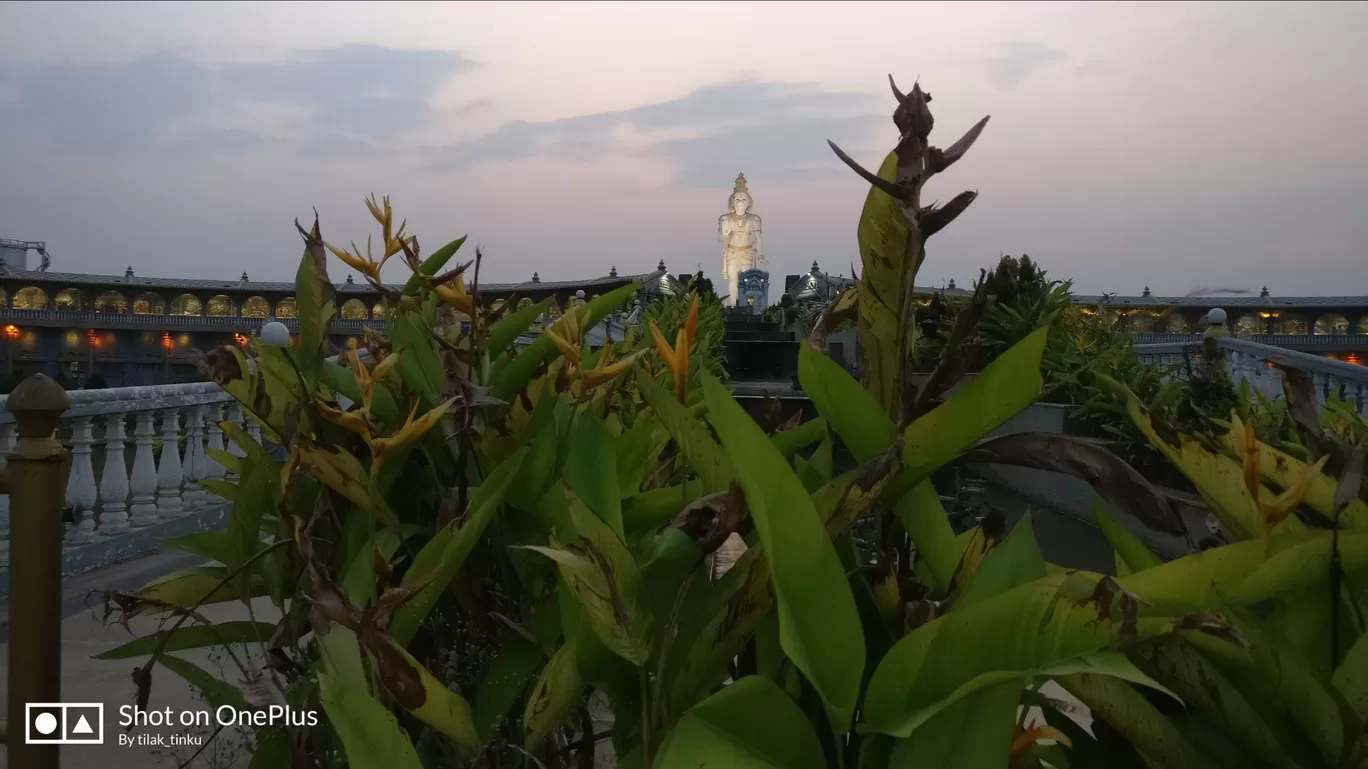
[318,669,424,769]
[401,235,466,296]
[854,150,917,414]
[228,454,274,590]
[523,641,582,749]
[637,369,733,492]
[902,326,1048,476]
[294,217,335,378]
[798,343,895,463]
[956,514,1046,609]
[490,280,639,401]
[373,638,481,750]
[159,654,250,711]
[622,480,708,532]
[1332,631,1368,724]
[129,567,270,615]
[887,682,1022,769]
[563,411,624,537]
[389,313,446,404]
[862,572,1179,738]
[615,416,660,500]
[895,480,962,591]
[95,621,275,659]
[1062,673,1213,769]
[486,296,552,357]
[1092,503,1162,574]
[389,448,526,645]
[770,416,828,458]
[655,676,826,769]
[702,371,865,731]
[474,636,544,742]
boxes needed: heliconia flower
[434,273,474,315]
[370,351,402,388]
[545,304,589,367]
[650,293,699,402]
[1261,454,1328,533]
[582,346,645,390]
[370,397,457,469]
[326,242,382,285]
[685,293,699,347]
[1241,421,1262,502]
[1009,723,1071,767]
[317,402,374,445]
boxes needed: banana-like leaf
[389,313,446,404]
[318,669,423,769]
[524,497,653,665]
[655,676,826,769]
[1062,673,1213,769]
[296,440,372,510]
[372,637,481,750]
[563,411,624,537]
[129,566,270,615]
[205,447,243,477]
[886,682,1022,769]
[622,481,709,532]
[770,415,828,458]
[798,342,896,463]
[1092,503,1163,574]
[1218,420,1368,530]
[523,641,582,749]
[903,326,1048,477]
[703,371,865,731]
[474,635,543,742]
[854,151,917,413]
[294,216,336,377]
[956,515,1046,610]
[486,296,552,359]
[1333,632,1368,724]
[1130,637,1305,769]
[389,448,526,644]
[96,621,275,659]
[1224,533,1368,606]
[895,480,962,591]
[401,235,466,295]
[862,571,1180,737]
[637,369,733,492]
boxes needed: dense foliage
[98,78,1368,769]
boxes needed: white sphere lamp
[260,320,291,347]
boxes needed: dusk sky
[1,1,1365,296]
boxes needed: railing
[0,307,385,333]
[0,380,241,566]
[1131,332,1368,349]
[1135,337,1368,414]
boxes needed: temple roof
[0,266,656,295]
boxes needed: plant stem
[640,666,654,769]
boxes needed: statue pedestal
[735,269,770,313]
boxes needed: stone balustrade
[1135,337,1368,415]
[0,381,242,565]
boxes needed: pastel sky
[1,1,1365,296]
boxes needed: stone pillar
[0,422,15,565]
[66,416,99,541]
[156,408,185,517]
[128,410,159,525]
[203,404,227,498]
[182,407,204,510]
[98,412,131,534]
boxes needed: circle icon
[34,712,58,735]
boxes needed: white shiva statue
[718,173,765,306]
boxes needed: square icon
[26,703,104,744]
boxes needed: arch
[1357,316,1368,335]
[0,286,6,307]
[1165,313,1190,333]
[242,296,270,318]
[132,292,165,314]
[206,295,236,317]
[1314,313,1350,335]
[1234,313,1263,335]
[340,298,369,320]
[94,290,127,313]
[516,297,534,312]
[171,294,203,316]
[12,286,48,310]
[1126,313,1155,333]
[275,297,297,318]
[372,302,386,320]
[1278,314,1308,335]
[54,288,87,310]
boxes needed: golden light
[65,330,79,347]
[232,333,249,346]
[1347,353,1363,366]
[2,324,19,340]
[161,332,174,350]
[87,329,100,348]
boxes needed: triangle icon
[72,714,94,734]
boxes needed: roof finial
[1142,286,1151,297]
[811,260,821,274]
[124,266,134,279]
[531,271,540,283]
[345,274,354,285]
[657,259,667,272]
[947,278,957,290]
[609,266,618,277]
[1260,286,1270,298]
[240,271,249,283]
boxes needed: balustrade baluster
[203,404,227,499]
[182,408,204,510]
[224,402,246,481]
[128,411,158,525]
[66,416,99,541]
[98,412,131,534]
[0,422,14,565]
[157,408,185,517]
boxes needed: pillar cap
[5,373,70,439]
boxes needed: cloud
[0,45,472,154]
[427,79,883,186]
[982,41,1067,89]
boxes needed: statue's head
[729,190,752,216]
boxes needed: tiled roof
[0,266,655,295]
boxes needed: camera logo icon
[26,703,104,744]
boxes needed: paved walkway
[0,551,281,769]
